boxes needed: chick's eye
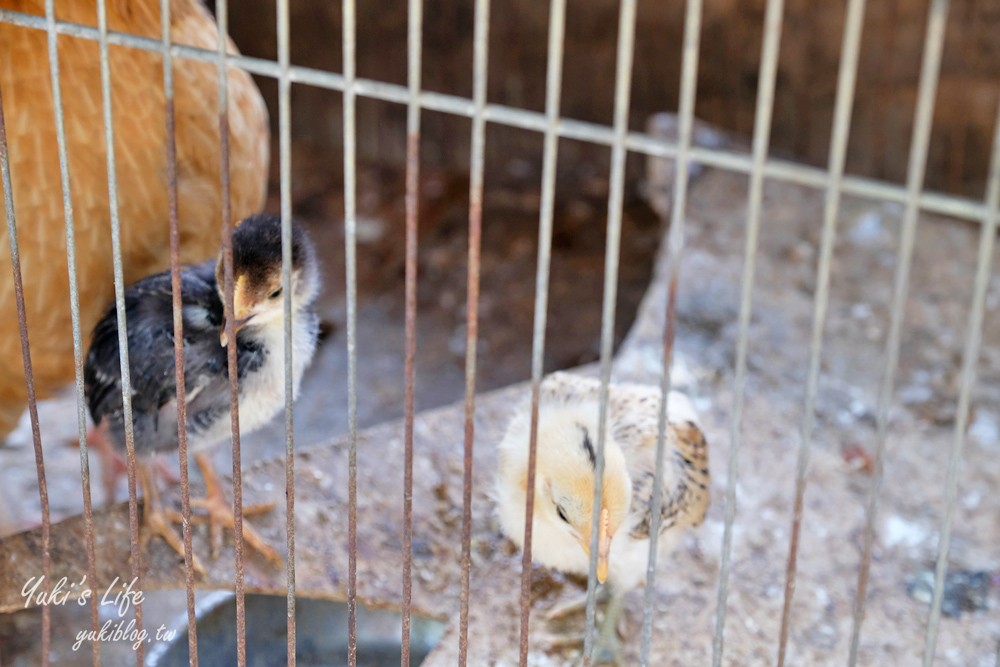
[269,287,283,299]
[556,505,570,524]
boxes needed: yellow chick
[496,371,710,663]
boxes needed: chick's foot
[138,462,206,576]
[189,452,281,566]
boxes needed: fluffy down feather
[0,0,269,439]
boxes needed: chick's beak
[578,506,613,585]
[220,279,254,347]
[597,506,611,585]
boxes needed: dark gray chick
[84,213,320,572]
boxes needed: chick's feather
[0,0,268,439]
[497,372,710,592]
[83,261,257,454]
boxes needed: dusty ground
[1,124,999,665]
[0,143,662,663]
[0,143,662,529]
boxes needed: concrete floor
[1,122,999,665]
[0,148,662,664]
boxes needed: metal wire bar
[399,0,423,663]
[775,0,866,663]
[95,2,146,662]
[921,99,1000,667]
[40,0,101,661]
[159,1,200,662]
[457,0,490,663]
[583,0,638,663]
[213,1,247,664]
[847,1,950,662]
[712,0,785,663]
[276,0,296,661]
[342,0,360,665]
[0,82,53,667]
[516,0,566,663]
[639,1,702,665]
[0,8,989,224]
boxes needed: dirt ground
[1,122,998,665]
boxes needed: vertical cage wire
[516,0,567,663]
[582,0,638,662]
[342,0,360,665]
[775,0,867,663]
[457,0,490,663]
[712,0,785,663]
[41,0,102,661]
[400,0,424,663]
[0,1,996,663]
[639,0,702,665]
[159,0,201,661]
[0,7,993,222]
[0,82,53,667]
[921,100,1000,666]
[95,2,147,662]
[213,0,249,664]
[275,0,296,661]
[848,0,949,662]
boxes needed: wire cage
[0,0,997,665]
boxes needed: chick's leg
[545,584,611,622]
[82,421,124,505]
[80,422,179,504]
[189,452,281,565]
[592,590,626,666]
[540,586,611,655]
[138,460,205,575]
[540,586,625,664]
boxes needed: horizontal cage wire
[0,0,997,666]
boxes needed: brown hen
[0,0,269,439]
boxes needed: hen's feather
[0,0,268,438]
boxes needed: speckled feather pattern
[497,371,710,592]
[537,372,710,540]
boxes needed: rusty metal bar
[775,0,866,663]
[921,98,1000,667]
[159,0,201,662]
[712,0,785,663]
[95,1,146,662]
[342,0,360,665]
[0,81,52,667]
[848,1,950,662]
[400,0,423,663]
[212,0,247,664]
[275,0,296,660]
[639,0,702,664]
[0,8,991,225]
[583,0,638,663]
[457,0,490,663]
[40,0,101,660]
[516,0,566,664]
